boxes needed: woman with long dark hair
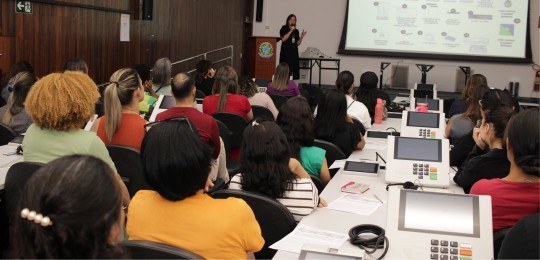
[336,71,371,129]
[279,14,307,80]
[445,84,489,141]
[354,72,391,123]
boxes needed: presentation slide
[341,0,530,62]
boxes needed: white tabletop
[0,144,23,190]
[273,118,463,259]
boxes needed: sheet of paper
[328,194,383,216]
[120,14,130,42]
[0,145,22,168]
[364,142,388,151]
[329,159,346,169]
[270,224,349,253]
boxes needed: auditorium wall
[0,0,251,84]
[253,0,540,98]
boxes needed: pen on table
[373,194,384,203]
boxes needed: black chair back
[251,105,275,121]
[215,120,240,177]
[195,89,206,99]
[210,189,296,259]
[106,145,150,198]
[301,84,324,109]
[493,227,512,258]
[4,162,43,223]
[120,240,203,259]
[212,113,246,151]
[269,94,289,110]
[0,123,17,146]
[310,175,325,194]
[313,139,346,177]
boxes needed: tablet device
[366,131,391,139]
[342,161,379,176]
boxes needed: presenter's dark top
[279,25,300,80]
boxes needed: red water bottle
[374,98,383,124]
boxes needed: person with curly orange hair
[22,71,130,205]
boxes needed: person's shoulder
[301,146,326,157]
[470,179,499,194]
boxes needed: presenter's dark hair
[276,96,314,161]
[286,14,297,25]
[141,120,212,201]
[11,155,125,259]
[314,91,348,140]
[505,109,539,177]
[240,120,296,199]
[336,71,354,94]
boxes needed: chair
[212,113,246,151]
[251,105,275,121]
[493,227,512,258]
[310,175,325,194]
[106,145,151,198]
[314,139,346,177]
[4,162,44,223]
[195,89,206,99]
[215,120,240,177]
[211,189,296,259]
[301,84,324,109]
[269,94,289,110]
[0,123,17,146]
[120,240,203,259]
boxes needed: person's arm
[297,30,307,46]
[91,117,101,132]
[445,118,453,138]
[265,94,279,119]
[453,146,486,193]
[319,158,331,184]
[243,97,254,121]
[289,158,311,179]
[238,200,265,254]
[281,26,295,42]
[356,132,366,150]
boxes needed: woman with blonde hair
[0,71,38,134]
[22,71,130,205]
[266,62,300,96]
[448,74,487,117]
[152,57,172,95]
[93,68,147,151]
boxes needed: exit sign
[15,1,33,14]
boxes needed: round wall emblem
[258,42,274,58]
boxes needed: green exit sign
[15,1,33,14]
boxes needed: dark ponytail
[505,109,539,177]
[484,106,515,140]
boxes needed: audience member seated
[202,66,253,120]
[194,60,215,96]
[22,71,129,205]
[448,74,487,118]
[454,106,514,193]
[266,62,300,96]
[133,63,158,112]
[354,71,391,123]
[335,70,371,129]
[229,120,324,222]
[156,72,228,182]
[92,68,147,151]
[239,76,279,119]
[445,84,489,141]
[63,58,89,74]
[0,72,37,134]
[1,61,34,103]
[127,120,264,259]
[152,57,172,95]
[315,91,365,156]
[277,96,330,183]
[450,89,516,167]
[498,213,539,259]
[471,109,539,231]
[10,155,126,259]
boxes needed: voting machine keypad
[418,129,436,138]
[413,163,438,180]
[430,239,473,260]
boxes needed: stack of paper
[270,225,349,253]
[328,194,383,216]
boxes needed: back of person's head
[1,71,38,125]
[195,60,213,84]
[358,71,378,90]
[3,61,34,89]
[63,58,89,74]
[104,68,142,141]
[480,88,515,112]
[506,109,539,177]
[152,57,171,87]
[240,120,295,199]
[238,75,258,98]
[141,119,212,201]
[315,90,348,139]
[484,106,515,141]
[355,71,379,116]
[462,74,487,100]
[460,84,489,123]
[212,66,239,112]
[171,72,195,100]
[270,62,290,91]
[11,155,125,259]
[336,70,354,94]
[276,96,314,160]
[26,71,99,131]
[132,64,152,83]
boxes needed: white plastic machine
[149,95,176,122]
[401,111,446,139]
[410,98,444,113]
[411,83,438,99]
[414,83,437,91]
[385,136,450,188]
[385,189,493,259]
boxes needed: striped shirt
[229,174,319,222]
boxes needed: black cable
[349,224,389,259]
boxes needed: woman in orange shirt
[93,68,147,151]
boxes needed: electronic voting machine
[410,98,444,113]
[401,111,446,139]
[149,95,176,122]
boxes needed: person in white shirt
[335,71,371,129]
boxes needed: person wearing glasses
[156,73,227,182]
[127,119,264,259]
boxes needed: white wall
[253,0,540,98]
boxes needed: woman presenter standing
[279,14,307,80]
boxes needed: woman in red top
[93,68,147,151]
[202,66,253,121]
[471,109,540,231]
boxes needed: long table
[273,117,464,259]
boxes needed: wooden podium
[246,36,281,79]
